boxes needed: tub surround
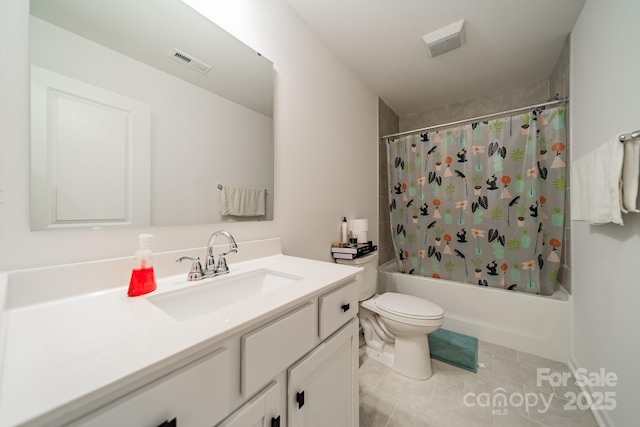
[0,238,361,427]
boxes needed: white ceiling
[284,0,586,116]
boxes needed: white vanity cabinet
[231,280,359,427]
[4,265,361,427]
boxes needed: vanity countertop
[0,253,360,427]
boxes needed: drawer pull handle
[158,418,177,427]
[296,391,305,409]
[271,415,281,427]
[341,303,350,312]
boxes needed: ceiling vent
[422,19,465,58]
[167,48,212,73]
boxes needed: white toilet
[337,252,444,379]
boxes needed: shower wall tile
[379,198,390,228]
[557,35,571,78]
[379,206,390,243]
[560,265,572,294]
[513,79,550,108]
[550,67,564,99]
[378,98,399,265]
[379,97,399,137]
[379,143,389,197]
[421,105,449,128]
[399,78,551,130]
[379,245,395,267]
[399,114,422,133]
[378,97,389,128]
[478,89,514,116]
[562,227,571,268]
[449,98,478,122]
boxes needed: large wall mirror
[29,0,274,230]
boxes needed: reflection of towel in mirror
[220,185,266,216]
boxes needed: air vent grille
[167,48,212,73]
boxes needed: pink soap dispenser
[127,234,157,297]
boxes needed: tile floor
[359,338,600,427]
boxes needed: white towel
[220,185,266,216]
[571,136,624,225]
[622,139,640,212]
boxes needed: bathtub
[378,260,571,363]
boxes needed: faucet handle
[176,256,204,281]
[216,248,237,272]
[216,256,229,273]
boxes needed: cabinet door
[218,382,281,427]
[287,319,359,427]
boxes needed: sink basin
[148,269,303,321]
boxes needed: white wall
[0,0,378,270]
[182,0,379,262]
[571,1,640,425]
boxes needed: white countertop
[0,253,360,427]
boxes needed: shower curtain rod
[381,98,569,140]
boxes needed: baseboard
[568,356,615,427]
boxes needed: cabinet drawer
[318,281,358,340]
[72,347,230,427]
[241,303,316,396]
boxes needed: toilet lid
[375,292,444,319]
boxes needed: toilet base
[365,336,433,380]
[394,334,433,379]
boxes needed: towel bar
[619,130,640,143]
[217,184,268,194]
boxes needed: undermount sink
[148,269,303,321]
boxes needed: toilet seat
[375,292,444,320]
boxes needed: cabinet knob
[296,391,305,409]
[341,303,350,312]
[271,415,281,427]
[158,418,176,427]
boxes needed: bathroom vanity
[0,239,361,427]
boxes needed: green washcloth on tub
[428,329,478,373]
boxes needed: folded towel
[571,136,624,225]
[622,139,640,212]
[220,185,266,216]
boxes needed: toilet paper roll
[355,230,368,244]
[349,218,368,232]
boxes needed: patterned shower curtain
[387,106,567,295]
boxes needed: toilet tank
[335,251,378,301]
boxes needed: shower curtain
[387,105,567,295]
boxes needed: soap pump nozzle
[128,233,157,297]
[135,234,153,267]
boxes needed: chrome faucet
[175,230,238,281]
[175,256,204,281]
[205,230,238,276]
